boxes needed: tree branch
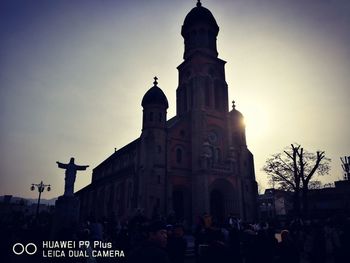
[305,151,325,183]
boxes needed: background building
[76,2,257,225]
[258,189,293,221]
[308,180,350,218]
[258,179,350,221]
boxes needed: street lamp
[30,181,51,220]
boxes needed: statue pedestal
[51,195,80,238]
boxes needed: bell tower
[173,1,257,222]
[176,0,229,117]
[140,77,168,218]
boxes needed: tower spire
[153,76,158,86]
[197,0,202,7]
[232,100,236,109]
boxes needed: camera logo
[12,243,37,255]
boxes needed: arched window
[214,148,221,163]
[176,148,183,164]
[191,30,197,48]
[189,79,193,108]
[180,130,185,138]
[199,28,206,46]
[205,78,211,107]
[183,87,187,112]
[214,81,221,110]
[208,30,215,49]
[127,182,132,208]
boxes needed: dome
[181,1,219,36]
[230,101,244,118]
[141,78,169,108]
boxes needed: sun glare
[242,104,269,139]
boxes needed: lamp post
[31,181,51,220]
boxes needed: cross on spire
[153,76,158,86]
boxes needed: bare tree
[263,143,330,216]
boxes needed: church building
[76,1,258,224]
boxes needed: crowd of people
[1,207,349,263]
[193,214,349,263]
[74,212,349,263]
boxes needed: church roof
[182,0,219,36]
[166,116,179,128]
[141,77,169,108]
[93,138,139,172]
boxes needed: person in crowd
[276,229,300,263]
[89,217,103,241]
[167,224,187,263]
[227,223,242,263]
[240,223,259,263]
[128,221,170,263]
[309,221,326,263]
[255,226,278,263]
[200,228,231,263]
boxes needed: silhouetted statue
[56,158,89,196]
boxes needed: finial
[197,0,202,7]
[232,100,236,109]
[153,76,158,86]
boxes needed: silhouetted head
[173,224,184,237]
[70,158,75,164]
[147,221,167,247]
[281,230,290,242]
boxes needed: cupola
[142,77,169,109]
[181,0,219,59]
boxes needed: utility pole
[340,156,350,180]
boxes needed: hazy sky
[1,0,349,199]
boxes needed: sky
[1,0,349,199]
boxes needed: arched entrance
[209,179,236,223]
[173,190,184,220]
[210,189,225,223]
[172,187,191,222]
